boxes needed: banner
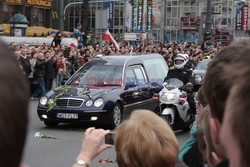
[27,0,52,7]
[142,0,147,31]
[242,3,248,32]
[152,0,161,27]
[4,0,21,4]
[103,2,114,28]
[132,0,138,31]
[147,0,152,30]
[137,0,143,31]
[236,3,243,30]
[125,1,133,30]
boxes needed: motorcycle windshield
[164,78,184,90]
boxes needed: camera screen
[105,132,116,145]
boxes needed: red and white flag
[70,38,78,48]
[103,29,120,51]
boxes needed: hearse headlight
[94,98,104,107]
[40,96,48,105]
[86,100,93,107]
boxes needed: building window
[172,7,178,17]
[91,18,95,28]
[120,18,124,26]
[173,1,178,6]
[184,1,189,6]
[222,18,227,25]
[171,30,177,41]
[115,18,119,26]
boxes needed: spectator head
[220,62,250,167]
[115,110,178,167]
[196,88,219,166]
[77,23,82,30]
[33,53,38,59]
[56,31,62,37]
[0,41,29,167]
[37,53,44,60]
[26,50,32,58]
[20,49,27,56]
[202,40,250,159]
[45,51,51,58]
[50,31,56,37]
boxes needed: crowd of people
[10,35,219,98]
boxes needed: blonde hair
[115,110,179,167]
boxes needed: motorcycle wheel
[163,114,173,129]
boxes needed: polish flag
[103,29,120,51]
[70,39,78,48]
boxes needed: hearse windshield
[67,64,123,86]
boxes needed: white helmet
[174,54,189,69]
[96,54,103,57]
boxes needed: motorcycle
[153,78,195,131]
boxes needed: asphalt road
[23,101,190,167]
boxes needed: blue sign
[236,3,243,30]
[103,2,114,28]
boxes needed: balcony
[181,22,198,30]
[180,16,200,31]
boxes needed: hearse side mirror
[125,82,137,90]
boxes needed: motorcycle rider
[164,54,196,115]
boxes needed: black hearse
[37,54,169,128]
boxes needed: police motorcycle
[153,78,195,131]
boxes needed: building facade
[0,0,52,27]
[150,0,249,42]
[52,0,249,41]
[53,0,126,36]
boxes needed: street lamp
[205,0,212,36]
[203,1,228,44]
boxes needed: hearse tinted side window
[125,69,137,85]
[143,57,169,84]
[133,68,146,86]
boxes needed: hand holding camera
[76,128,112,166]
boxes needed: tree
[81,0,90,34]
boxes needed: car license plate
[56,113,78,119]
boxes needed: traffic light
[204,31,211,41]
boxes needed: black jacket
[34,59,46,78]
[164,68,194,85]
[45,59,56,79]
[19,56,31,77]
[52,36,61,47]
